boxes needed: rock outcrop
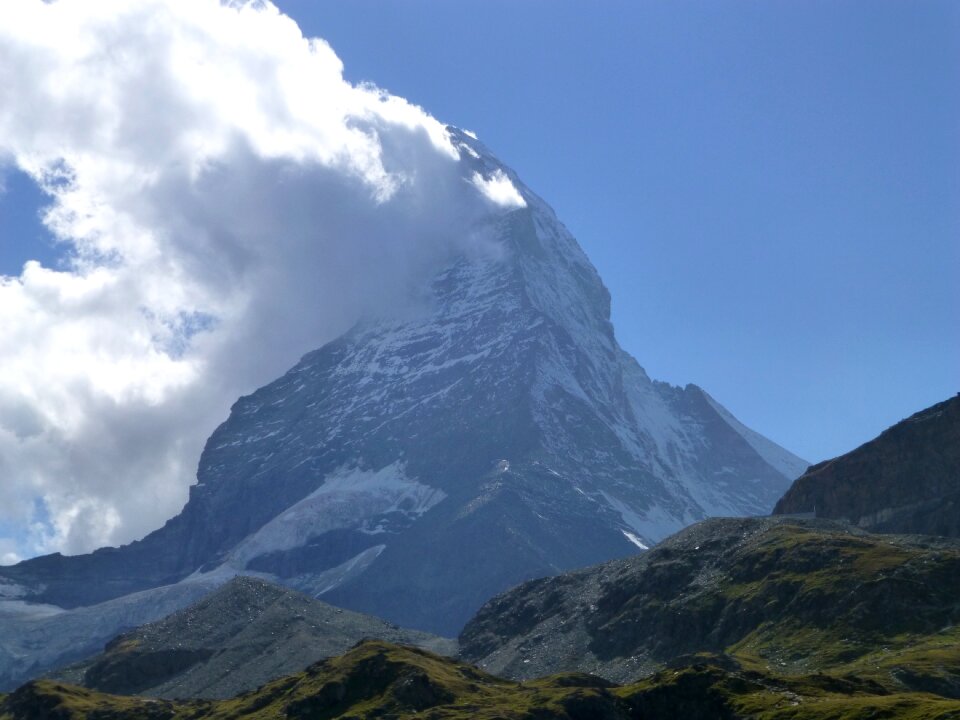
[50,577,454,700]
[774,394,960,535]
[459,516,960,692]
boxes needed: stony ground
[459,515,960,697]
[50,576,455,699]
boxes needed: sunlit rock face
[0,130,803,658]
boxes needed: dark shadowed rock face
[0,129,803,666]
[774,394,960,536]
[49,577,453,700]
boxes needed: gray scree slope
[51,576,454,700]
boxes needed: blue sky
[1,0,957,470]
[0,166,60,270]
[270,0,959,463]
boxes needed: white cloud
[0,538,21,566]
[0,0,513,558]
[471,169,526,208]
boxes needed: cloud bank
[0,0,524,559]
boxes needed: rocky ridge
[49,577,454,700]
[459,515,960,698]
[774,394,960,535]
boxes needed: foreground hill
[3,640,960,720]
[460,515,960,699]
[774,394,960,535]
[49,577,453,700]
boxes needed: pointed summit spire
[0,137,804,642]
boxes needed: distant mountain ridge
[774,394,960,535]
[0,128,804,689]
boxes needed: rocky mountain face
[0,129,804,654]
[50,577,454,700]
[0,575,224,693]
[459,516,960,697]
[774,394,960,535]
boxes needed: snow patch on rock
[221,462,445,570]
[621,531,649,550]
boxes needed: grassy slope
[628,663,960,720]
[3,641,628,720]
[4,641,960,720]
[8,524,960,718]
[715,525,960,697]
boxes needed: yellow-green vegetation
[0,641,630,720]
[717,524,960,703]
[622,662,960,720]
[0,680,178,720]
[721,526,920,612]
[454,518,960,715]
[106,637,142,654]
[4,641,960,720]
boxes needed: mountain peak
[1,136,804,650]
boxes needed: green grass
[714,525,960,693]
[620,662,960,720]
[5,641,960,720]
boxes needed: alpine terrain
[459,515,960,690]
[774,394,960,535]
[50,577,454,700]
[9,639,960,720]
[0,129,805,685]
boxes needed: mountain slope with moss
[5,640,960,720]
[460,515,960,700]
